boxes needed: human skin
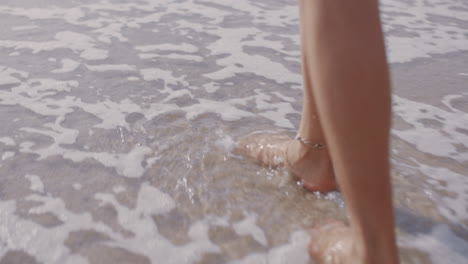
[238,0,399,262]
[298,0,399,262]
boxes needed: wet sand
[390,51,468,263]
[0,0,467,263]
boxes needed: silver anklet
[295,135,325,150]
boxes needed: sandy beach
[0,0,467,263]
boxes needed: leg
[299,0,398,263]
[237,41,336,191]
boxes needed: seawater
[0,0,467,263]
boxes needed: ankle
[296,135,326,150]
[285,139,314,164]
[286,138,335,181]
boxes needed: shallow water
[0,0,467,263]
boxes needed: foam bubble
[233,212,268,247]
[1,152,15,160]
[11,25,39,31]
[52,59,80,73]
[25,174,45,193]
[0,137,15,146]
[139,53,203,62]
[418,164,468,223]
[135,43,198,53]
[80,48,109,60]
[86,64,136,72]
[400,224,468,264]
[393,94,468,162]
[229,231,309,264]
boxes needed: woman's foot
[309,222,356,263]
[237,132,337,191]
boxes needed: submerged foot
[237,132,337,192]
[309,222,355,263]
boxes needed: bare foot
[309,222,356,264]
[237,132,336,191]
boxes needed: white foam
[0,31,109,61]
[0,73,159,178]
[253,91,298,128]
[399,224,468,264]
[0,197,102,264]
[418,164,468,223]
[196,0,298,28]
[0,66,27,86]
[0,0,466,66]
[1,151,15,160]
[161,89,193,103]
[94,23,128,44]
[183,98,253,121]
[25,174,45,193]
[198,24,302,84]
[20,143,153,178]
[233,212,268,247]
[0,137,15,146]
[80,48,108,60]
[203,82,220,93]
[393,94,468,162]
[11,25,39,31]
[380,0,468,63]
[112,185,126,194]
[0,180,223,264]
[135,43,198,53]
[94,183,221,263]
[271,92,296,103]
[140,68,187,87]
[139,53,203,62]
[85,64,136,72]
[52,59,80,73]
[127,76,140,81]
[229,231,309,264]
[0,1,467,262]
[113,146,153,178]
[215,135,236,153]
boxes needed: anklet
[295,135,325,149]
